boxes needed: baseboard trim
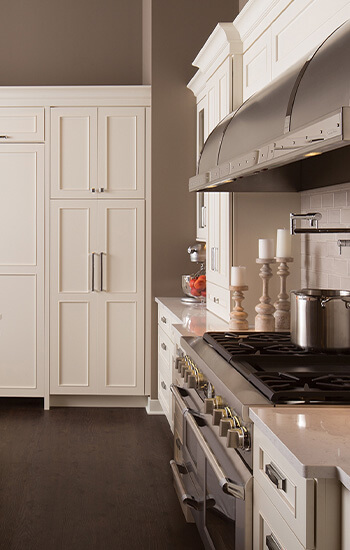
[145,397,164,415]
[49,395,148,408]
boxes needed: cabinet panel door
[0,145,44,395]
[51,108,97,198]
[50,201,98,393]
[97,200,144,394]
[98,107,145,198]
[206,192,231,289]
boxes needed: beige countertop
[250,407,350,491]
[155,297,229,336]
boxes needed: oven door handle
[170,384,246,501]
[170,460,216,511]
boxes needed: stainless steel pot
[290,289,350,351]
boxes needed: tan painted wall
[150,0,239,397]
[0,0,142,85]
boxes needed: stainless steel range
[170,331,350,550]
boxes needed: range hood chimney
[190,20,350,193]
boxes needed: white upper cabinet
[0,107,44,142]
[51,106,146,199]
[98,107,145,199]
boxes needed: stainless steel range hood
[190,20,350,193]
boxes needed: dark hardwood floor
[0,399,203,550]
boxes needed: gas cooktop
[203,331,350,404]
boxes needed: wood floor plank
[0,401,204,550]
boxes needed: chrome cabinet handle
[265,463,286,492]
[161,316,167,324]
[161,381,167,390]
[215,247,219,271]
[213,297,219,304]
[201,205,206,228]
[170,460,215,511]
[0,135,9,139]
[98,187,105,193]
[266,534,283,550]
[100,252,104,291]
[170,384,246,501]
[91,253,96,292]
[211,247,214,271]
[161,342,167,351]
[91,188,96,193]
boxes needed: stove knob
[175,357,185,372]
[204,398,215,414]
[180,363,188,378]
[184,369,191,383]
[187,374,197,388]
[212,408,226,426]
[226,427,251,451]
[219,418,234,437]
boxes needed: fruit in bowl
[182,273,206,299]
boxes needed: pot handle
[321,296,350,308]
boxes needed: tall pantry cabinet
[0,87,151,407]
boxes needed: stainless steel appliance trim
[170,460,216,511]
[171,383,245,501]
[266,534,283,550]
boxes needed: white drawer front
[253,480,305,550]
[158,304,174,339]
[158,325,172,370]
[206,282,231,322]
[254,426,314,548]
[158,361,171,417]
[0,108,44,142]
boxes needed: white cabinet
[50,200,145,395]
[0,144,44,395]
[253,425,341,550]
[157,303,177,430]
[342,486,350,550]
[0,107,44,142]
[51,106,145,199]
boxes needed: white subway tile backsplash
[310,194,322,209]
[301,194,310,211]
[341,208,350,224]
[334,258,348,276]
[321,193,334,208]
[340,277,350,290]
[328,274,341,288]
[327,209,341,224]
[327,241,339,257]
[334,191,347,207]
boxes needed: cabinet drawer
[158,304,174,339]
[253,480,305,550]
[158,325,173,369]
[254,426,314,548]
[206,282,231,322]
[158,362,171,417]
[0,108,44,142]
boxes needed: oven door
[171,385,253,550]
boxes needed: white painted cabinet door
[206,192,232,289]
[0,145,44,395]
[51,108,98,199]
[98,107,145,199]
[50,201,99,394]
[97,200,145,395]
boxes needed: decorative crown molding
[234,0,293,47]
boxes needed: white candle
[231,266,246,286]
[258,239,274,259]
[276,228,292,258]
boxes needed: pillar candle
[258,239,274,259]
[231,266,246,286]
[276,228,292,258]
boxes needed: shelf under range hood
[190,19,350,193]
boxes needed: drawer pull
[161,316,167,324]
[0,135,9,139]
[161,342,167,351]
[213,297,219,304]
[161,381,167,390]
[266,534,283,550]
[265,463,286,492]
[175,437,182,450]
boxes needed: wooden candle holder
[229,285,249,330]
[274,257,293,330]
[255,258,276,332]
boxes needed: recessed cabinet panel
[51,108,97,198]
[0,150,36,266]
[0,107,44,142]
[58,301,89,386]
[0,275,36,388]
[105,301,137,387]
[58,207,90,293]
[98,107,145,198]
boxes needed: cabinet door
[196,96,208,242]
[97,200,144,395]
[50,201,99,394]
[98,107,145,199]
[206,192,232,289]
[0,145,44,395]
[51,108,98,198]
